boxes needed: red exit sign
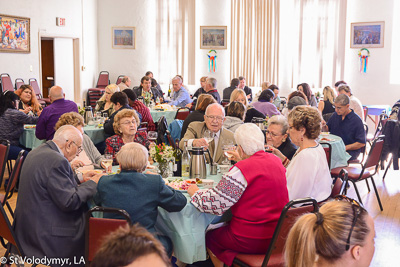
[56,17,65,27]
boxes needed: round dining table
[150,109,177,125]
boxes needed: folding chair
[330,169,349,198]
[85,206,132,267]
[0,73,14,92]
[116,75,125,85]
[331,135,385,211]
[96,71,110,89]
[0,150,25,218]
[87,88,105,109]
[175,107,190,120]
[29,78,50,105]
[14,78,25,91]
[320,142,332,170]
[231,198,319,267]
[0,140,10,189]
[363,106,368,122]
[367,113,389,147]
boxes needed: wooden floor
[1,166,399,267]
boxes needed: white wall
[54,38,74,100]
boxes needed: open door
[40,38,54,98]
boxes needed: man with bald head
[36,85,78,140]
[179,103,235,164]
[14,125,103,266]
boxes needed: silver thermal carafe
[84,106,94,124]
[189,147,207,179]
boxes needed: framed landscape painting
[351,21,384,48]
[0,14,30,53]
[200,26,227,49]
[112,27,135,49]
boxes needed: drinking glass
[222,144,236,164]
[203,129,215,144]
[102,154,113,174]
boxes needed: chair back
[1,73,14,92]
[364,135,385,169]
[0,140,10,189]
[221,101,229,107]
[15,78,25,91]
[320,142,332,170]
[373,113,389,140]
[166,130,176,148]
[175,107,190,120]
[262,198,319,266]
[96,71,110,89]
[0,204,25,256]
[29,78,42,97]
[330,169,348,198]
[87,88,105,109]
[2,150,25,205]
[85,206,132,266]
[116,75,125,85]
[363,106,368,122]
[156,116,168,144]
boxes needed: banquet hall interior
[1,0,400,266]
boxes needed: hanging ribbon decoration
[207,49,217,73]
[358,48,370,73]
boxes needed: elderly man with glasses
[179,103,235,164]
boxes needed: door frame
[38,31,81,103]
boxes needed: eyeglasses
[334,195,366,251]
[265,130,282,138]
[205,115,224,122]
[67,140,83,155]
[120,120,137,126]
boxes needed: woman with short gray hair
[94,142,187,258]
[266,115,297,160]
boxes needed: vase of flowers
[149,143,175,178]
[143,91,152,107]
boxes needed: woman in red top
[123,89,156,131]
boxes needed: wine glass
[222,144,236,164]
[148,131,158,143]
[102,154,113,174]
[203,129,215,144]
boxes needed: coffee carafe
[84,106,94,124]
[189,147,207,179]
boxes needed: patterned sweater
[0,109,39,145]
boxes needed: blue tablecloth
[150,110,177,125]
[319,134,351,169]
[365,105,391,116]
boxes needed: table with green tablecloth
[150,110,177,125]
[319,134,351,169]
[20,125,106,149]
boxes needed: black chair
[156,116,168,144]
[0,140,10,189]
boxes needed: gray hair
[205,103,225,117]
[338,84,352,95]
[53,125,83,143]
[206,77,217,88]
[234,124,264,156]
[117,142,148,172]
[334,94,350,106]
[172,76,183,84]
[268,115,289,135]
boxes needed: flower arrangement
[143,91,152,106]
[149,143,175,163]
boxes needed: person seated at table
[390,99,400,120]
[181,94,216,139]
[222,78,240,102]
[337,84,364,121]
[95,84,120,118]
[117,76,131,91]
[187,123,289,267]
[55,112,105,170]
[170,76,193,107]
[0,91,38,160]
[334,80,347,93]
[179,103,235,164]
[252,81,271,103]
[228,88,265,122]
[298,83,317,107]
[281,91,308,117]
[123,89,156,131]
[285,198,375,267]
[238,76,253,102]
[271,106,332,202]
[325,94,366,161]
[94,142,186,257]
[133,76,162,103]
[266,115,297,160]
[105,109,149,164]
[318,85,336,122]
[223,101,246,133]
[91,224,171,267]
[252,89,281,118]
[269,84,282,109]
[146,71,164,99]
[14,84,43,116]
[36,85,78,140]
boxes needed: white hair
[205,103,225,117]
[53,125,83,143]
[234,123,265,156]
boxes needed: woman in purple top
[252,89,281,118]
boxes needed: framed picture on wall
[350,21,384,48]
[200,26,227,49]
[0,14,30,53]
[112,27,135,49]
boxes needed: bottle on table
[168,85,172,97]
[173,140,182,177]
[181,140,190,177]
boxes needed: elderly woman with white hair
[93,142,187,257]
[266,115,297,160]
[188,124,289,267]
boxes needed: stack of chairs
[86,71,110,109]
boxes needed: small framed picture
[0,14,30,53]
[112,27,135,49]
[200,26,227,49]
[350,21,384,48]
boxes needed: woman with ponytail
[285,197,375,267]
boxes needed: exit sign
[56,17,65,27]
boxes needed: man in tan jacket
[180,103,235,164]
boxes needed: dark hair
[151,78,158,87]
[145,71,153,76]
[268,84,279,91]
[258,89,275,102]
[335,80,347,87]
[231,78,239,87]
[110,92,128,106]
[0,91,19,116]
[226,101,246,120]
[196,94,217,112]
[297,83,312,102]
[123,89,138,102]
[141,76,151,84]
[238,76,245,81]
[91,224,171,267]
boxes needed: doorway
[40,38,54,98]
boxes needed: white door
[54,38,74,101]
